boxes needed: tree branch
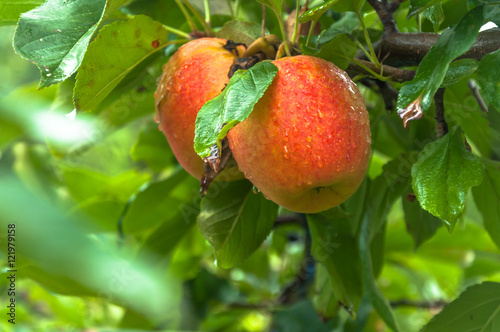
[366,0,398,35]
[434,88,448,138]
[375,29,500,67]
[391,299,448,309]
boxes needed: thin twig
[468,80,489,113]
[391,299,448,309]
[347,59,416,82]
[434,88,448,138]
[262,4,266,38]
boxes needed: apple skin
[227,55,371,213]
[155,38,245,179]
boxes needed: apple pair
[154,38,371,213]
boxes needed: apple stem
[234,0,241,19]
[352,36,375,64]
[262,4,266,38]
[175,0,199,34]
[355,9,381,68]
[182,0,214,36]
[305,20,317,47]
[351,58,388,81]
[204,0,211,29]
[290,0,301,45]
[162,26,191,39]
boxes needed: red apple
[155,38,245,178]
[227,55,371,213]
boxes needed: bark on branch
[376,29,500,67]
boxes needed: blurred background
[1,2,500,331]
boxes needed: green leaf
[307,213,362,310]
[122,168,199,234]
[402,187,442,249]
[256,0,282,15]
[421,3,445,33]
[0,0,44,26]
[138,199,199,265]
[299,0,341,23]
[317,12,359,46]
[441,59,479,87]
[197,180,279,269]
[421,282,500,332]
[407,0,447,19]
[194,61,278,158]
[216,20,264,45]
[359,213,400,332]
[473,159,500,249]
[301,33,357,70]
[411,127,484,231]
[74,15,172,111]
[273,300,330,332]
[130,121,175,172]
[397,6,484,116]
[477,48,500,110]
[13,0,108,88]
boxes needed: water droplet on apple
[283,128,289,142]
[283,145,290,159]
[317,109,323,119]
[264,194,270,200]
[252,186,260,194]
[317,156,324,168]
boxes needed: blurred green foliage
[1,0,500,331]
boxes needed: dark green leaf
[477,48,500,110]
[359,214,400,332]
[307,213,362,310]
[273,300,329,332]
[301,33,357,70]
[74,15,172,111]
[317,12,359,46]
[299,0,341,23]
[13,0,108,88]
[216,20,264,45]
[421,282,500,332]
[473,159,500,249]
[421,3,445,32]
[138,199,199,265]
[397,6,484,117]
[411,127,484,231]
[441,59,479,87]
[194,61,278,158]
[197,180,279,269]
[0,0,44,26]
[130,121,175,172]
[402,185,442,249]
[408,0,447,19]
[122,169,199,234]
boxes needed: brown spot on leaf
[397,95,423,128]
[151,40,160,48]
[406,193,416,202]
